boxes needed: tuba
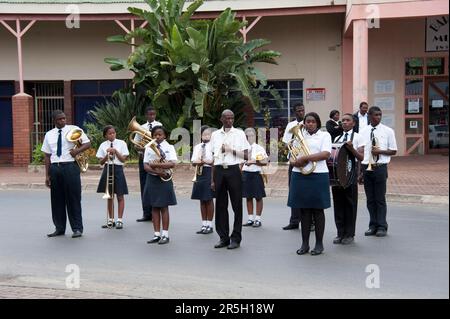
[287,123,317,175]
[128,116,152,148]
[145,140,173,182]
[66,128,89,173]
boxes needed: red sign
[306,88,326,101]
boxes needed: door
[425,77,449,154]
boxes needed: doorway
[425,77,449,154]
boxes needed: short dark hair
[151,125,168,137]
[145,107,155,114]
[329,110,340,119]
[103,125,115,137]
[359,101,368,108]
[368,106,382,115]
[293,102,304,112]
[200,125,210,135]
[304,112,322,129]
[342,113,354,120]
[52,110,65,120]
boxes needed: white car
[429,124,449,148]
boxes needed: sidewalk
[0,155,448,204]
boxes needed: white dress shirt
[41,125,90,163]
[143,140,177,176]
[282,119,303,144]
[96,139,129,166]
[360,124,398,164]
[334,129,365,162]
[292,129,332,174]
[242,143,268,173]
[191,142,213,167]
[210,127,250,166]
[358,112,369,131]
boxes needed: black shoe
[47,230,64,237]
[253,220,262,228]
[365,228,377,236]
[333,236,342,244]
[282,224,299,230]
[214,240,230,248]
[341,237,354,245]
[147,236,161,244]
[376,229,387,237]
[136,217,152,222]
[72,230,82,238]
[203,226,213,234]
[227,241,240,250]
[115,221,123,229]
[296,245,310,255]
[196,226,207,234]
[243,220,254,227]
[101,221,115,229]
[158,236,170,245]
[311,244,324,256]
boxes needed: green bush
[32,142,45,164]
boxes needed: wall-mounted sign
[374,96,395,111]
[426,16,449,52]
[374,80,395,94]
[306,88,326,101]
[432,99,444,108]
[410,121,418,129]
[408,98,421,113]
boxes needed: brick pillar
[64,81,73,124]
[12,93,33,167]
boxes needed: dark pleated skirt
[96,164,128,195]
[287,172,330,209]
[242,171,266,200]
[143,173,177,208]
[191,166,215,201]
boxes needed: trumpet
[288,123,317,175]
[366,136,379,171]
[128,116,152,149]
[145,140,173,182]
[192,144,206,183]
[102,143,115,229]
[66,128,89,172]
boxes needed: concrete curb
[1,182,448,205]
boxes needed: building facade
[0,0,448,165]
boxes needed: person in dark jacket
[326,110,343,142]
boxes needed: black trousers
[214,165,243,243]
[332,183,358,238]
[49,162,83,233]
[363,164,388,231]
[139,156,152,218]
[288,164,301,225]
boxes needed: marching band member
[144,126,177,245]
[288,112,331,256]
[282,103,305,230]
[96,125,129,229]
[135,107,162,223]
[331,114,365,245]
[210,110,250,250]
[191,125,215,235]
[360,106,397,237]
[42,110,91,238]
[242,128,268,228]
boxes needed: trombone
[102,144,115,228]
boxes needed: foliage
[105,0,281,131]
[32,142,44,165]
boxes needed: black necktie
[57,129,62,157]
[157,143,166,160]
[370,127,376,140]
[343,132,348,142]
[148,123,152,131]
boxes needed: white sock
[207,221,213,228]
[202,220,207,227]
[255,216,261,221]
[248,215,255,221]
[162,230,169,237]
[154,232,161,237]
[117,218,122,222]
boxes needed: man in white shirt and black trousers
[360,106,397,237]
[134,107,162,222]
[42,110,91,238]
[211,110,250,250]
[353,101,370,133]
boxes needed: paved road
[0,190,448,299]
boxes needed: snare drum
[327,143,356,188]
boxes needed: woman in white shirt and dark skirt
[288,112,332,256]
[191,125,215,234]
[242,128,268,228]
[96,125,129,229]
[143,126,177,245]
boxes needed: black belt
[363,163,387,169]
[51,162,75,166]
[214,164,239,169]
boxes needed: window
[254,80,303,128]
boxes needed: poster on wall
[306,88,326,101]
[426,16,449,52]
[374,96,395,111]
[408,98,421,113]
[374,80,395,94]
[382,114,395,128]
